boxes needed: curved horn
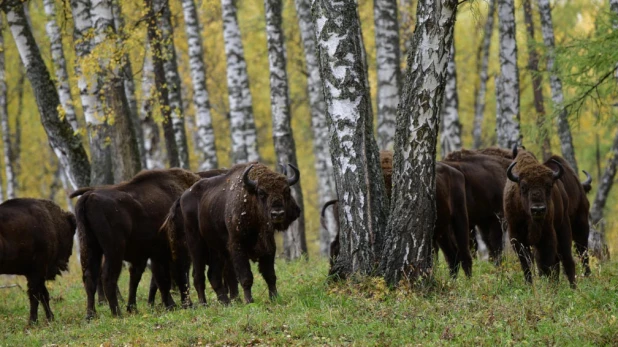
[512,144,519,159]
[550,159,564,180]
[286,164,300,186]
[321,199,339,218]
[242,164,257,191]
[279,164,288,175]
[582,170,592,186]
[506,161,520,183]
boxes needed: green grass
[1,253,617,346]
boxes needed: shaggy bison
[503,149,576,287]
[164,163,301,304]
[0,199,76,323]
[71,168,214,319]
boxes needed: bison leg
[190,250,208,305]
[224,260,239,301]
[81,242,102,320]
[571,215,591,277]
[452,220,472,278]
[97,276,106,305]
[101,256,123,317]
[230,248,254,304]
[207,259,230,304]
[171,256,192,308]
[436,230,460,278]
[147,276,158,306]
[534,234,559,283]
[511,239,534,284]
[556,223,577,289]
[25,275,43,324]
[258,253,278,300]
[486,219,505,266]
[39,283,54,321]
[127,260,147,313]
[151,260,176,310]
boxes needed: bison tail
[160,198,184,261]
[69,187,94,198]
[74,192,97,272]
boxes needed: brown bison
[326,151,472,277]
[0,199,76,323]
[71,168,223,319]
[504,149,576,287]
[164,163,301,304]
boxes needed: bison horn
[582,170,592,186]
[286,164,300,186]
[512,144,519,159]
[279,164,288,175]
[242,164,258,191]
[506,161,520,183]
[550,159,564,180]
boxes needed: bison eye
[258,189,267,199]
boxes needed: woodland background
[0,0,616,255]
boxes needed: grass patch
[1,253,617,346]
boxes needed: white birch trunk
[4,0,91,189]
[265,0,307,260]
[154,0,190,169]
[140,48,165,170]
[374,0,401,150]
[398,0,414,72]
[182,0,219,171]
[472,0,496,149]
[440,41,462,158]
[496,0,521,149]
[44,0,78,132]
[222,0,260,163]
[314,0,389,277]
[379,0,458,285]
[0,16,16,199]
[294,0,336,256]
[537,0,578,172]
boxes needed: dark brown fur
[0,198,76,323]
[73,168,203,319]
[164,163,301,304]
[504,149,576,287]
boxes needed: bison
[326,151,472,277]
[71,168,224,319]
[0,198,76,323]
[503,149,576,287]
[163,163,301,304]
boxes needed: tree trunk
[155,0,190,169]
[221,0,260,163]
[11,67,24,180]
[314,0,388,277]
[182,0,219,171]
[294,0,336,256]
[0,16,16,199]
[399,0,415,73]
[379,0,458,285]
[472,0,496,149]
[44,0,78,132]
[112,0,147,170]
[139,48,165,170]
[91,0,142,182]
[440,40,462,159]
[70,0,113,186]
[3,0,91,189]
[523,0,551,161]
[265,0,307,260]
[374,0,401,150]
[496,0,521,149]
[145,0,180,168]
[537,0,578,172]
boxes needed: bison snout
[530,205,546,218]
[271,209,285,222]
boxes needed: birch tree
[379,0,458,285]
[0,15,15,199]
[440,41,462,158]
[537,0,578,172]
[294,0,336,256]
[399,0,415,69]
[91,0,142,181]
[265,0,307,259]
[139,47,165,169]
[314,0,388,277]
[496,0,521,149]
[374,0,401,150]
[71,0,113,186]
[472,0,495,149]
[44,0,78,131]
[221,0,260,163]
[3,0,91,189]
[145,0,180,168]
[156,0,190,169]
[182,0,219,171]
[523,0,551,161]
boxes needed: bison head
[507,159,564,221]
[242,164,301,231]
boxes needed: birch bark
[0,16,15,198]
[440,40,462,159]
[472,0,495,149]
[139,47,165,169]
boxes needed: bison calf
[503,149,576,287]
[0,199,76,323]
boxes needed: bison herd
[0,146,596,324]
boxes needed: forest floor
[1,252,617,346]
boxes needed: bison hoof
[126,305,137,314]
